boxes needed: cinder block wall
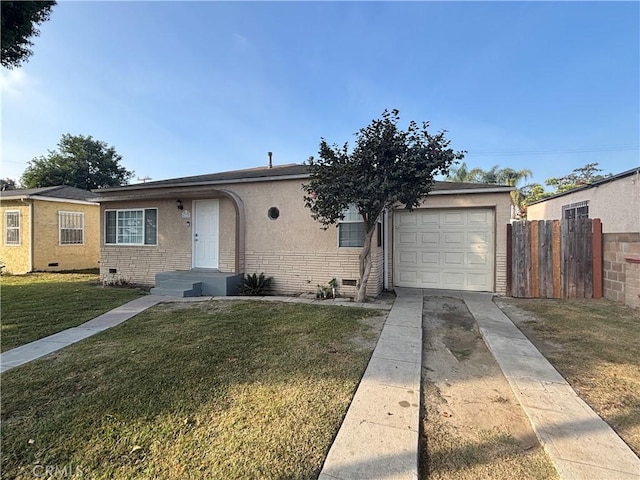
[603,233,640,308]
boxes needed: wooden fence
[507,218,602,299]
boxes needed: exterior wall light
[176,200,183,210]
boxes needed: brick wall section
[244,244,384,298]
[603,233,640,307]
[625,260,640,309]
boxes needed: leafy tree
[303,109,464,302]
[521,183,549,204]
[1,1,56,69]
[0,178,19,190]
[545,162,609,194]
[21,134,134,190]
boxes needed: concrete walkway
[320,287,423,480]
[321,288,639,480]
[0,295,165,373]
[463,292,640,480]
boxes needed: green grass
[1,272,143,352]
[1,300,382,479]
[502,298,640,456]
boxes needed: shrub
[239,272,273,296]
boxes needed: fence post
[592,218,603,298]
[531,220,540,298]
[507,223,513,296]
[552,220,561,298]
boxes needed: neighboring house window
[59,212,84,245]
[4,211,20,245]
[562,201,589,220]
[338,204,364,247]
[105,209,157,245]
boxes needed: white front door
[193,199,219,269]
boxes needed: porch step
[150,280,202,298]
[151,271,245,297]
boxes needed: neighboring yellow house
[0,186,100,274]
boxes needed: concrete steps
[150,280,202,297]
[151,271,244,297]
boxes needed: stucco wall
[98,180,510,297]
[31,200,100,272]
[387,191,512,295]
[98,180,384,297]
[527,173,640,234]
[0,201,31,274]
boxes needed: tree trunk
[355,225,376,302]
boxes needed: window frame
[104,208,158,246]
[4,210,20,246]
[58,211,85,245]
[562,201,589,220]
[338,204,365,248]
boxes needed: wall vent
[342,279,357,287]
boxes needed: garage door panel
[444,252,464,265]
[419,270,442,287]
[442,272,465,288]
[443,212,464,225]
[398,251,418,265]
[419,211,440,225]
[394,208,494,291]
[468,253,489,266]
[421,252,439,265]
[468,231,490,244]
[398,232,418,245]
[468,211,492,224]
[420,232,439,244]
[468,273,491,289]
[398,213,418,226]
[398,270,418,284]
[443,232,465,245]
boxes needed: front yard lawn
[1,300,384,479]
[1,272,143,352]
[497,298,640,456]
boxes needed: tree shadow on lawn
[1,301,383,480]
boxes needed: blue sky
[1,1,638,188]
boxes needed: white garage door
[394,208,494,291]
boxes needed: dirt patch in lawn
[420,296,557,480]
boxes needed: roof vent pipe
[268,151,273,169]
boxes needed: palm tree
[496,168,533,219]
[446,164,533,218]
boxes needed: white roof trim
[1,195,98,205]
